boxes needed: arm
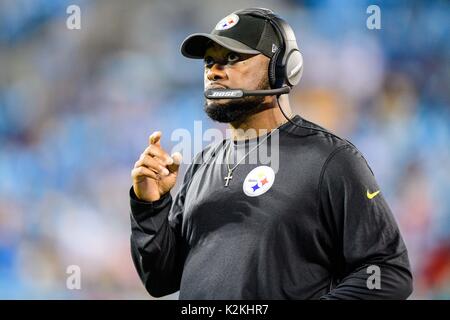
[319,145,413,300]
[130,136,214,297]
[129,170,190,298]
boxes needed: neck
[229,95,293,141]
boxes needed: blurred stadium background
[0,0,449,299]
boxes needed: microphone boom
[205,86,290,99]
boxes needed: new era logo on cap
[272,43,278,53]
[215,13,240,30]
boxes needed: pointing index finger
[149,131,162,146]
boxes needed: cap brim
[180,33,260,59]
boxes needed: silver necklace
[224,129,277,187]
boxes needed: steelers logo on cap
[243,166,275,197]
[215,13,240,30]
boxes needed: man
[129,8,413,299]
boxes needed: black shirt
[129,115,413,299]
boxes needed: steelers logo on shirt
[243,166,275,197]
[215,13,240,30]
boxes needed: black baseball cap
[181,9,281,60]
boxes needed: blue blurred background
[0,0,449,299]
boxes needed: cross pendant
[224,169,233,187]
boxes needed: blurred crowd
[0,0,449,299]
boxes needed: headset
[204,7,303,100]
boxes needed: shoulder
[284,115,366,162]
[283,115,374,178]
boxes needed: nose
[206,63,227,81]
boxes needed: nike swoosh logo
[367,190,380,199]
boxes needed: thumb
[167,152,182,173]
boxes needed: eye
[204,56,215,68]
[227,52,240,63]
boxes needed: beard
[204,76,271,123]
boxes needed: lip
[205,84,228,90]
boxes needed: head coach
[128,8,413,299]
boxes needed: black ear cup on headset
[269,15,303,89]
[269,48,282,88]
[271,44,303,88]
